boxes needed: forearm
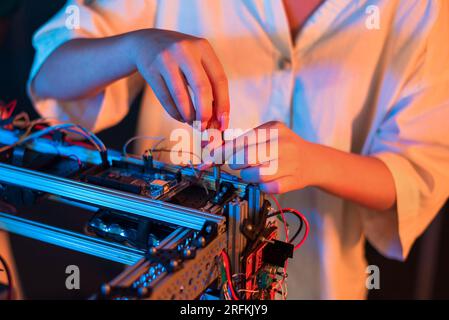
[33,33,137,101]
[308,143,397,211]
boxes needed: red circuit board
[244,226,277,299]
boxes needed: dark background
[0,0,448,299]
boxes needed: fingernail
[198,163,212,171]
[220,112,229,131]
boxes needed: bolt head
[148,247,157,256]
[101,284,111,296]
[198,236,206,247]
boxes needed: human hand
[129,29,230,131]
[208,121,318,194]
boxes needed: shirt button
[278,57,292,70]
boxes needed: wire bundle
[0,100,17,123]
[0,104,311,301]
[0,107,107,157]
[268,195,310,299]
[220,250,240,300]
[220,197,309,301]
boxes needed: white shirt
[28,0,449,299]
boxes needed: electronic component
[86,209,176,250]
[262,240,294,267]
[0,115,306,300]
[149,179,170,197]
[83,160,180,199]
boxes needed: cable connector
[100,150,109,168]
[262,240,294,267]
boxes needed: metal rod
[0,163,223,230]
[108,227,189,287]
[0,212,143,265]
[0,128,248,196]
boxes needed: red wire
[66,154,83,168]
[269,195,290,299]
[220,250,240,300]
[5,101,17,119]
[30,125,96,150]
[269,195,289,242]
[0,100,17,121]
[254,197,310,299]
[284,208,310,251]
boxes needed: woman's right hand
[128,29,230,131]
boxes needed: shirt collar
[242,0,355,57]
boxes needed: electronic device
[0,111,307,300]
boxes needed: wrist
[125,28,162,69]
[122,30,144,69]
[301,141,332,188]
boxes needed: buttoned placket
[283,0,354,128]
[244,0,352,127]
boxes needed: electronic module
[0,110,308,300]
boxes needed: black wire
[0,254,13,300]
[151,148,203,164]
[268,209,304,244]
[289,214,303,244]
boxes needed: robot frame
[0,115,306,300]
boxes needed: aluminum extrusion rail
[0,163,224,230]
[0,212,143,265]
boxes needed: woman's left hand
[208,120,396,211]
[213,121,318,194]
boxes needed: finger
[259,176,293,194]
[206,117,222,134]
[240,160,283,183]
[143,71,184,122]
[227,142,261,170]
[214,130,258,165]
[159,61,196,124]
[197,162,213,171]
[200,41,230,130]
[255,120,287,131]
[208,121,282,164]
[228,162,254,170]
[229,141,279,170]
[180,57,213,130]
[219,135,278,169]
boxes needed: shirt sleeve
[27,0,156,132]
[361,3,449,261]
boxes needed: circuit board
[0,119,302,300]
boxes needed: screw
[183,249,191,258]
[205,225,212,233]
[101,284,111,296]
[170,259,179,269]
[148,247,157,256]
[197,236,206,247]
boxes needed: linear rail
[0,163,224,230]
[0,212,143,265]
[0,128,248,196]
[108,228,191,288]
